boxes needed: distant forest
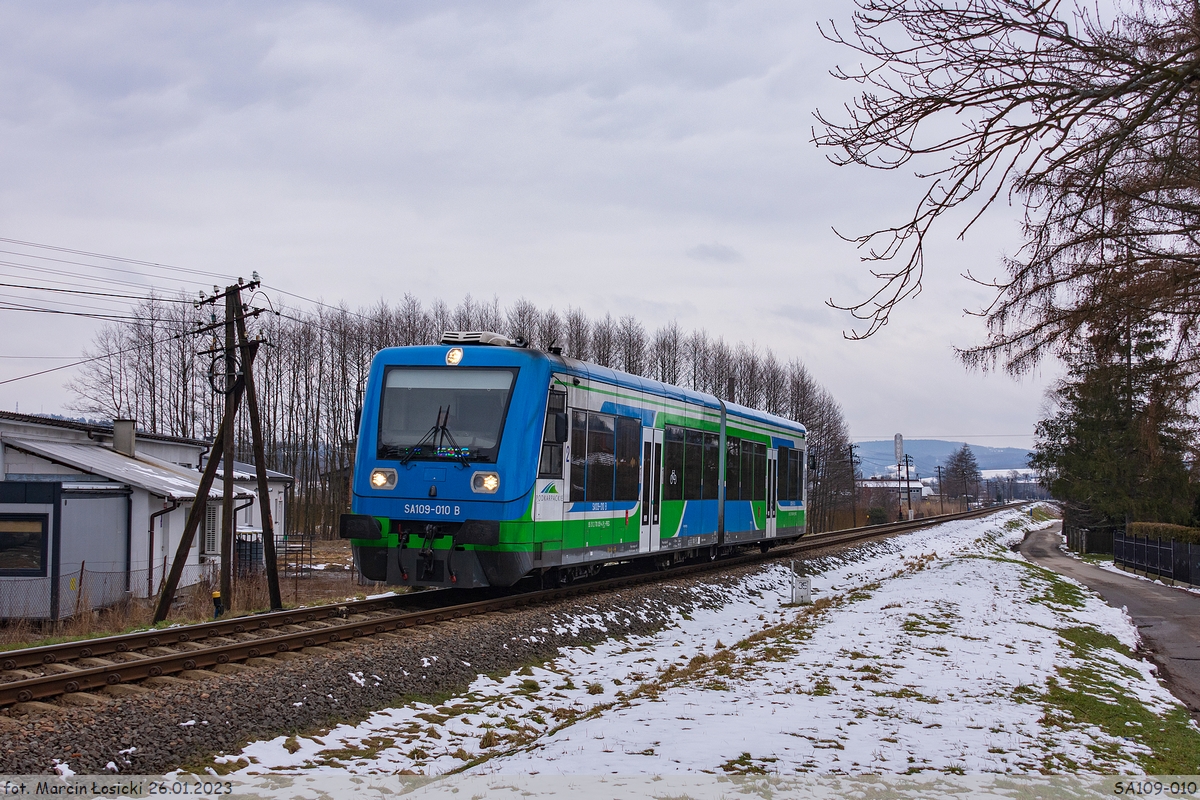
[67,294,858,536]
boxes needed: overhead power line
[0,328,199,387]
[0,280,195,304]
[0,237,235,281]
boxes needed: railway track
[0,503,1016,708]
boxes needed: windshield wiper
[403,406,472,468]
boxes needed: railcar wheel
[759,542,771,553]
[708,546,718,561]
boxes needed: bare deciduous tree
[506,298,540,344]
[592,313,617,367]
[617,315,647,375]
[69,295,858,535]
[816,0,1200,374]
[564,307,591,360]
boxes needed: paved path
[1020,524,1200,717]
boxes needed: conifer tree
[1030,318,1196,525]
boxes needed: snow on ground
[221,508,1191,776]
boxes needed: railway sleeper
[41,663,79,675]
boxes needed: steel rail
[0,503,1015,706]
[0,586,463,673]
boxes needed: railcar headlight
[472,471,500,493]
[370,468,397,490]
[446,347,463,366]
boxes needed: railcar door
[766,449,778,539]
[533,388,568,565]
[641,427,663,553]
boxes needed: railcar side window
[586,413,616,501]
[614,417,641,501]
[726,438,741,500]
[571,411,642,503]
[538,390,567,478]
[0,515,47,576]
[683,429,703,501]
[740,440,755,501]
[778,446,791,501]
[663,426,685,501]
[570,410,587,501]
[752,441,767,501]
[702,433,720,500]
[777,445,805,502]
[790,448,803,500]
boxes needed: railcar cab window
[377,367,517,463]
[569,411,640,503]
[0,515,47,576]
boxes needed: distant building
[855,476,928,504]
[0,411,289,620]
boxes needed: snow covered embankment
[223,507,1199,775]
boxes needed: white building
[0,412,288,619]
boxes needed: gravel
[0,561,791,775]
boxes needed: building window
[0,515,48,576]
[203,502,219,554]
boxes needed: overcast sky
[0,1,1055,448]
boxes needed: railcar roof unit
[341,331,808,588]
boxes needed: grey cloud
[687,242,742,263]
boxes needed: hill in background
[855,439,1032,478]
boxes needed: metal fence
[0,562,217,621]
[1063,517,1117,555]
[1114,531,1200,585]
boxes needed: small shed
[0,481,130,621]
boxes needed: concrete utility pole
[848,443,858,528]
[903,454,914,520]
[893,434,904,523]
[936,466,945,514]
[234,294,282,610]
[154,278,279,622]
[220,290,237,610]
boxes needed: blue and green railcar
[340,332,807,588]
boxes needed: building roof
[2,437,251,501]
[200,458,293,483]
[0,410,211,447]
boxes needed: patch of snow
[226,508,1185,776]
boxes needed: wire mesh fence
[0,562,217,621]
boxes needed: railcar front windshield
[377,367,518,463]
